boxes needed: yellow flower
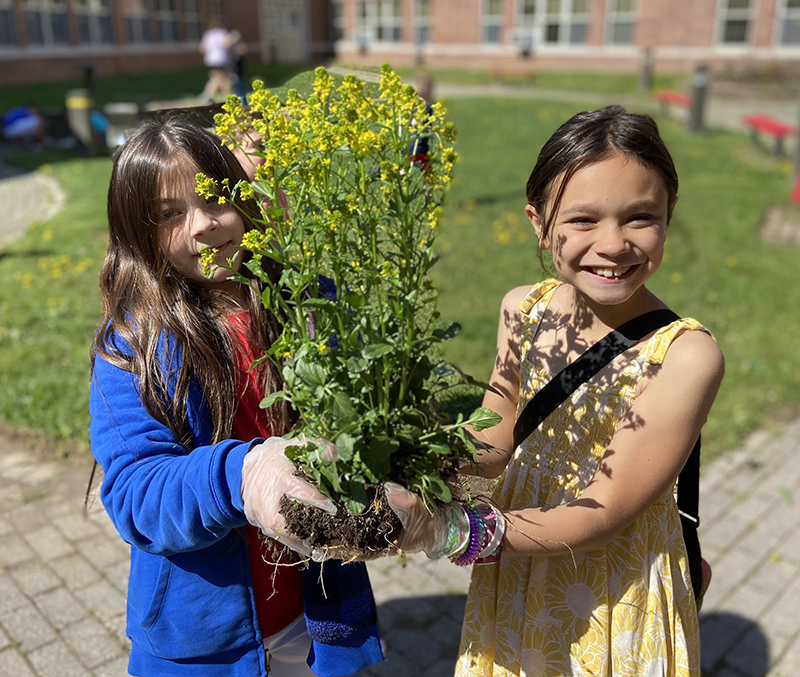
[195,173,218,199]
[199,246,218,275]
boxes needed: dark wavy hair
[526,105,678,256]
[92,116,292,447]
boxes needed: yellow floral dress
[456,279,704,677]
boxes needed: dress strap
[635,317,713,366]
[517,278,562,364]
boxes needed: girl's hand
[384,482,466,559]
[241,436,337,556]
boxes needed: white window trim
[481,0,504,44]
[605,0,637,46]
[414,0,431,45]
[716,0,758,45]
[773,0,800,47]
[355,1,403,45]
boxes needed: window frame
[355,0,403,45]
[775,0,800,47]
[73,0,113,46]
[22,0,70,47]
[717,0,754,45]
[605,0,637,46]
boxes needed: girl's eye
[568,218,595,228]
[627,214,655,224]
[160,209,182,221]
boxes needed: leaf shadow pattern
[494,281,655,461]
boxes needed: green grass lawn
[389,66,686,95]
[0,156,111,454]
[0,89,796,461]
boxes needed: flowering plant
[199,66,500,528]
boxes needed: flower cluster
[204,66,499,515]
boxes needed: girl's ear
[667,195,678,225]
[525,204,550,250]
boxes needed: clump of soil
[280,485,403,558]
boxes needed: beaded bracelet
[450,505,487,566]
[475,505,506,564]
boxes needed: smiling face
[157,162,246,291]
[526,152,670,310]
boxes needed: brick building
[330,0,800,74]
[0,0,333,87]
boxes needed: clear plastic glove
[384,482,467,559]
[241,436,337,557]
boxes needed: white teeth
[591,266,631,278]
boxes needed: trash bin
[66,88,93,149]
[103,102,141,149]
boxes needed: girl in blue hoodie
[90,116,384,677]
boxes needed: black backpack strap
[512,308,680,450]
[679,435,703,597]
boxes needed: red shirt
[229,313,304,639]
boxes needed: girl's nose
[189,206,219,238]
[594,224,630,256]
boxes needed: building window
[719,0,751,44]
[541,0,590,45]
[607,0,635,45]
[356,1,402,43]
[183,0,201,41]
[23,0,69,46]
[124,0,152,43]
[208,0,223,24]
[482,0,503,43]
[74,0,113,45]
[0,0,17,46]
[778,0,800,45]
[331,1,345,41]
[156,0,178,42]
[415,0,431,44]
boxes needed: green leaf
[468,407,503,432]
[251,181,271,196]
[260,390,289,409]
[295,360,328,387]
[346,356,368,374]
[303,297,336,309]
[363,342,393,359]
[317,461,342,494]
[334,432,355,462]
[331,391,358,426]
[427,476,452,503]
[341,476,369,515]
[260,287,271,308]
[359,435,398,482]
[343,291,366,308]
[428,443,451,456]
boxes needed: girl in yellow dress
[387,105,724,676]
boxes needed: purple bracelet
[450,505,485,566]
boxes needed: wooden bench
[655,90,691,117]
[743,114,795,157]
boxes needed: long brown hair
[92,116,292,447]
